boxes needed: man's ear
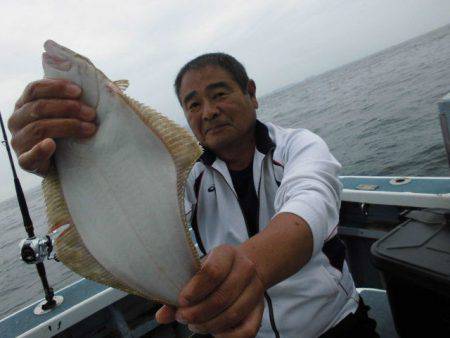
[247,79,258,109]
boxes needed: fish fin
[42,166,171,304]
[113,79,129,91]
[119,93,203,269]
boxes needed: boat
[0,93,449,338]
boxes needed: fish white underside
[42,41,199,305]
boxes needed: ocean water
[258,25,450,177]
[1,24,450,319]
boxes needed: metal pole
[438,93,450,168]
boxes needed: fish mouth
[42,40,72,71]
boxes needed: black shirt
[229,163,259,237]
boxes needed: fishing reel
[17,224,69,314]
[20,236,53,264]
[19,224,69,264]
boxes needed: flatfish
[41,40,201,305]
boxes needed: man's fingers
[12,118,96,155]
[188,277,264,334]
[9,99,96,133]
[18,139,55,176]
[155,305,176,324]
[8,79,96,177]
[177,253,256,324]
[213,301,264,338]
[179,245,235,306]
[15,79,81,110]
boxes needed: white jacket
[185,121,358,338]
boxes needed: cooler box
[370,210,450,338]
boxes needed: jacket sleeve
[274,129,342,256]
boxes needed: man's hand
[8,78,97,177]
[156,245,266,337]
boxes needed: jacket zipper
[211,168,254,236]
[264,292,280,338]
[212,162,280,338]
[256,160,280,338]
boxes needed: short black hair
[174,53,249,103]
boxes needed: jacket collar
[198,120,275,166]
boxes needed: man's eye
[213,92,226,99]
[189,102,200,111]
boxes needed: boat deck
[1,175,448,337]
[0,279,127,337]
[0,278,399,337]
[341,176,450,208]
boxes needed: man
[8,53,377,337]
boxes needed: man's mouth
[205,124,229,134]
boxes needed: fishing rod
[0,111,64,314]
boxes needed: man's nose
[202,100,219,121]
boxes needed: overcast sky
[1,0,450,202]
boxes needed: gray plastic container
[371,210,450,337]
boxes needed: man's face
[179,65,258,152]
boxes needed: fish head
[42,40,102,108]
